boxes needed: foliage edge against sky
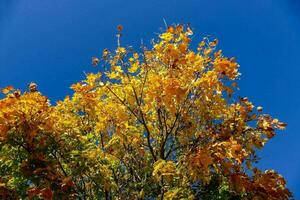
[0,24,292,199]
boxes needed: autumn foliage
[0,25,292,199]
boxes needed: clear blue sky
[0,0,299,197]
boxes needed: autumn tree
[0,24,292,199]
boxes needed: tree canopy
[0,25,292,199]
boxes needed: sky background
[0,0,299,197]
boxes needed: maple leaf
[0,24,291,199]
[1,85,14,94]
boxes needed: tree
[0,24,292,199]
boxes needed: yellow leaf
[2,85,14,94]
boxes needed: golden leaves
[0,24,291,199]
[214,57,239,79]
[164,78,187,101]
[257,115,287,139]
[85,72,102,86]
[186,147,213,183]
[1,86,14,94]
[133,52,139,60]
[128,62,139,73]
[272,118,287,130]
[116,47,126,55]
[0,90,53,144]
[106,71,121,80]
[164,188,194,200]
[250,170,292,199]
[209,39,218,47]
[153,159,177,182]
[128,54,140,73]
[160,32,174,42]
[215,139,248,164]
[167,26,175,33]
[192,148,213,170]
[175,24,183,33]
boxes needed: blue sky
[0,0,299,197]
